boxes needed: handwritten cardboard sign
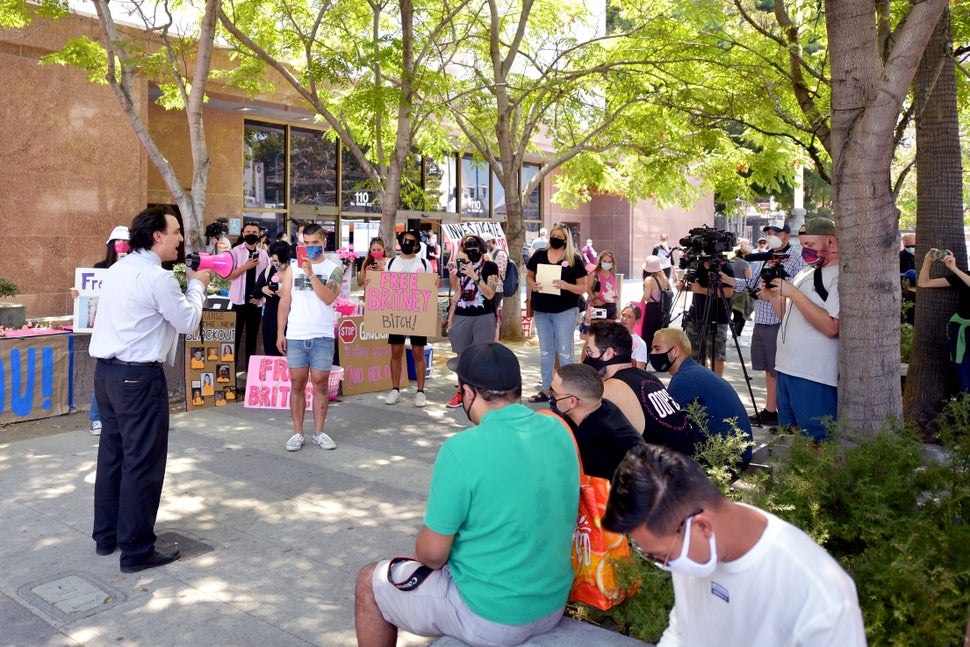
[0,333,72,424]
[243,355,312,409]
[363,272,439,337]
[336,316,407,395]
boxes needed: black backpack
[654,276,674,326]
[502,259,520,297]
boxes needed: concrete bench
[431,616,651,646]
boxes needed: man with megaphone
[225,221,270,367]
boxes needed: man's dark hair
[269,240,291,263]
[603,444,722,536]
[588,321,633,357]
[129,206,176,253]
[458,379,521,404]
[556,363,604,401]
[303,223,325,239]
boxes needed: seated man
[603,444,866,646]
[585,322,701,457]
[355,342,579,647]
[650,327,753,460]
[550,363,646,480]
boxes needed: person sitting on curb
[550,362,646,480]
[603,444,867,646]
[586,322,702,457]
[649,327,753,461]
[354,343,579,647]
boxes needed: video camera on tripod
[677,226,736,286]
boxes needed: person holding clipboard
[525,224,588,403]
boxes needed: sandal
[528,391,549,403]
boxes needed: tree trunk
[904,8,965,433]
[826,0,945,436]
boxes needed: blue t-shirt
[424,404,579,624]
[668,358,753,459]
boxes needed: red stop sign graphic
[338,319,358,344]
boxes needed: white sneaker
[89,421,102,436]
[285,433,305,451]
[386,389,401,405]
[312,432,337,450]
[414,391,427,408]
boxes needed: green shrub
[0,277,19,298]
[576,404,970,645]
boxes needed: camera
[677,226,736,285]
[591,308,608,320]
[759,261,789,288]
[930,249,950,260]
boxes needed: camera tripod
[685,273,760,419]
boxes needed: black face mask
[244,234,259,245]
[548,237,566,250]
[465,249,483,263]
[549,396,575,424]
[583,351,631,374]
[649,350,673,372]
[461,387,475,422]
[400,240,416,254]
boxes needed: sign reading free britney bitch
[362,272,439,338]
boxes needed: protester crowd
[82,209,906,646]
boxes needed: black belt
[98,358,162,367]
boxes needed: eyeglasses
[548,391,577,405]
[624,303,642,318]
[634,508,703,568]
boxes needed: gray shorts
[449,313,497,354]
[685,319,728,362]
[371,561,563,647]
[751,323,780,373]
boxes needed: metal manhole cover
[19,574,126,621]
[156,530,214,560]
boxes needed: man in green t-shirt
[354,342,580,646]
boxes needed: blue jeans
[533,308,579,391]
[90,393,100,422]
[286,336,335,372]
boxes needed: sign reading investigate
[363,272,439,337]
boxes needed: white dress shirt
[89,250,207,365]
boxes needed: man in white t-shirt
[770,218,839,442]
[385,229,440,408]
[604,444,866,647]
[277,224,341,452]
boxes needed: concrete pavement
[0,295,768,647]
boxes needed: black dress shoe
[121,545,180,573]
[96,543,116,556]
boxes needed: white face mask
[766,234,784,250]
[658,514,718,578]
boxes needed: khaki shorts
[371,561,563,647]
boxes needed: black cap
[446,343,521,390]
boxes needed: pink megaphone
[185,251,236,278]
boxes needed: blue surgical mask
[305,245,323,260]
[601,262,613,270]
[905,246,916,254]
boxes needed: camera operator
[680,256,734,376]
[768,218,839,442]
[720,219,806,426]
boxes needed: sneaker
[446,391,463,408]
[749,409,779,425]
[414,391,427,408]
[312,432,337,450]
[386,389,401,405]
[89,420,102,436]
[285,433,305,452]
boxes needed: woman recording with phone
[918,247,970,392]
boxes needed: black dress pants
[93,360,169,567]
[233,302,262,363]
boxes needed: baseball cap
[757,236,767,243]
[106,225,130,244]
[901,269,917,282]
[481,232,495,242]
[446,342,521,390]
[802,218,836,236]
[763,219,791,234]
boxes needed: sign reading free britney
[363,272,439,337]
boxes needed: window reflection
[290,128,337,206]
[243,122,286,209]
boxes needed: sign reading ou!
[0,334,72,424]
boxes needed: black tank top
[610,367,702,456]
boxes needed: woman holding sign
[445,234,500,408]
[525,224,588,403]
[357,237,388,288]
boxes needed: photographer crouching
[677,227,736,376]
